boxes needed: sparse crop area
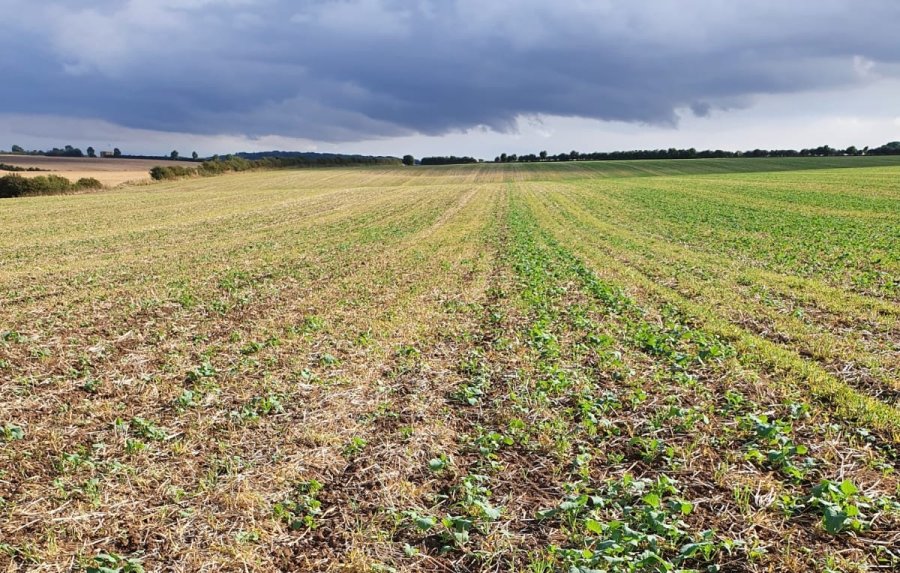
[1,157,898,572]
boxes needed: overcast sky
[1,0,899,159]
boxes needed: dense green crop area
[1,159,898,572]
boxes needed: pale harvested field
[0,154,198,186]
[0,158,899,572]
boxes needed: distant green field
[427,154,900,177]
[1,160,898,572]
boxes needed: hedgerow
[0,174,103,198]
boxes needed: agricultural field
[0,155,199,187]
[1,157,899,572]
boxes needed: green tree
[113,148,122,157]
[402,154,415,166]
[539,150,547,161]
[192,151,199,160]
[87,146,96,158]
[11,144,24,153]
[170,150,179,160]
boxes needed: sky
[1,0,899,159]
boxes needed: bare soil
[0,154,198,186]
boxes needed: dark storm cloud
[2,0,899,141]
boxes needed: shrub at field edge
[0,174,103,198]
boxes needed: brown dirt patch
[0,154,198,186]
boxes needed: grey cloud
[1,0,899,142]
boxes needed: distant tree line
[5,145,201,161]
[234,150,400,163]
[492,142,900,163]
[419,156,479,165]
[0,174,102,199]
[866,141,900,155]
[150,153,402,180]
[6,145,123,158]
[42,145,86,158]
